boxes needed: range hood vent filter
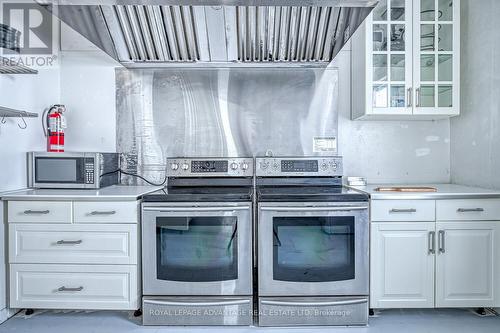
[235,6,344,62]
[110,5,200,62]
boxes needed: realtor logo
[2,1,52,54]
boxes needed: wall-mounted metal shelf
[0,56,38,74]
[0,106,38,118]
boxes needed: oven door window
[273,216,355,282]
[156,216,238,282]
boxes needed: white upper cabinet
[352,0,460,120]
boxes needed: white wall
[58,22,120,153]
[0,68,60,191]
[59,51,119,152]
[450,0,500,189]
[336,44,451,184]
[0,21,119,192]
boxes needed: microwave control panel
[84,158,95,184]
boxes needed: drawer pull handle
[390,208,417,213]
[457,208,484,213]
[56,240,82,245]
[57,286,83,292]
[23,210,50,215]
[89,210,116,215]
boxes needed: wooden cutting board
[374,187,438,192]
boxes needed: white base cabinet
[7,200,141,311]
[435,222,498,308]
[10,264,138,310]
[370,222,435,308]
[371,199,500,309]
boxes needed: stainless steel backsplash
[116,68,339,184]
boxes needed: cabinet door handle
[23,210,50,215]
[438,230,445,253]
[89,210,116,215]
[56,240,82,245]
[428,231,436,254]
[57,286,83,292]
[389,208,417,213]
[457,208,484,213]
[407,87,413,107]
[416,87,421,107]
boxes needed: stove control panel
[256,157,342,177]
[167,158,253,177]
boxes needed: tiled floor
[0,308,498,333]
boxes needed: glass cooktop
[142,186,253,202]
[257,186,369,202]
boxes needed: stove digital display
[281,160,318,172]
[191,160,228,173]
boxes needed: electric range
[255,156,370,327]
[141,157,254,326]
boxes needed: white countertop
[0,185,162,201]
[349,183,500,200]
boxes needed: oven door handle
[144,299,251,307]
[260,206,367,212]
[143,206,250,212]
[261,299,368,307]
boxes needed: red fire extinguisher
[44,105,67,152]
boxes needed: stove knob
[260,162,269,170]
[272,163,279,170]
[170,163,179,171]
[321,163,328,170]
[331,162,338,170]
[241,162,249,170]
[182,163,189,170]
[231,162,239,170]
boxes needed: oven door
[258,202,369,296]
[142,202,252,296]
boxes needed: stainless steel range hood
[44,1,377,67]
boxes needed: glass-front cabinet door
[413,0,459,115]
[366,0,413,115]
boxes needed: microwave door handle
[261,299,368,307]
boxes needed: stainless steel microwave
[27,152,120,189]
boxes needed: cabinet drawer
[10,264,139,310]
[74,201,138,223]
[371,200,436,222]
[436,199,500,221]
[8,201,72,223]
[9,224,137,264]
